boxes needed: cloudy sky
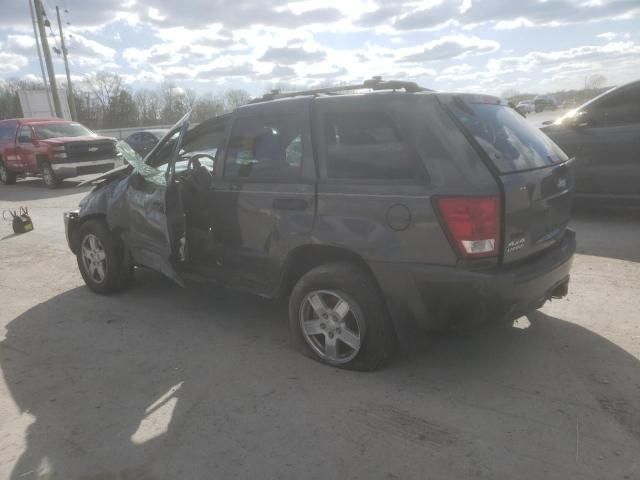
[1,0,639,96]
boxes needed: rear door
[210,98,316,296]
[446,96,574,263]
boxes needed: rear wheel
[289,263,396,371]
[41,161,59,188]
[0,160,16,185]
[76,220,133,294]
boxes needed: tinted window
[590,85,640,126]
[323,111,420,179]
[18,126,33,143]
[224,114,302,179]
[449,101,567,173]
[0,125,16,141]
[33,123,94,139]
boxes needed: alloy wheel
[81,234,107,284]
[299,290,363,364]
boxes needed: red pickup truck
[0,117,123,188]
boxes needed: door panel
[112,113,191,285]
[16,126,35,171]
[577,123,640,195]
[211,99,316,296]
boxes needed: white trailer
[17,89,72,120]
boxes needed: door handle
[272,198,309,210]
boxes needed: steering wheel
[187,153,216,173]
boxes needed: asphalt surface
[0,178,639,480]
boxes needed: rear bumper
[371,228,576,332]
[51,157,124,178]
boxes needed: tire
[289,262,396,371]
[41,161,59,188]
[76,220,134,294]
[0,160,17,185]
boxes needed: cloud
[5,35,36,55]
[0,51,28,75]
[401,36,499,62]
[65,33,116,67]
[359,0,640,30]
[196,63,256,79]
[259,46,326,64]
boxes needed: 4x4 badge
[557,177,567,189]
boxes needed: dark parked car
[64,78,575,370]
[124,129,169,157]
[534,95,558,112]
[542,79,640,202]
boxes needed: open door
[110,112,191,286]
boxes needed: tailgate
[500,161,574,263]
[443,94,574,263]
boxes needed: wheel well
[69,214,107,253]
[36,154,49,167]
[280,245,379,298]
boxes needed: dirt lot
[1,178,639,480]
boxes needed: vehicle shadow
[1,274,639,479]
[570,206,640,262]
[0,178,91,201]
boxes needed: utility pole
[34,0,63,117]
[56,5,77,120]
[28,0,54,114]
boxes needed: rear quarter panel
[312,93,499,266]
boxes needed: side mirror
[569,111,591,128]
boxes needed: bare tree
[223,89,251,111]
[84,72,123,121]
[192,93,225,123]
[585,74,607,90]
[134,88,162,125]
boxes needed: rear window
[323,111,421,180]
[0,125,16,141]
[449,100,567,173]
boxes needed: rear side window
[323,111,420,180]
[0,125,16,141]
[224,114,302,179]
[449,101,567,173]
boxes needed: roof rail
[250,76,432,104]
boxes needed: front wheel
[76,220,133,294]
[41,161,59,188]
[289,263,396,371]
[0,160,17,185]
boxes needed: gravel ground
[0,178,639,480]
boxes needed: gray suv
[64,78,576,370]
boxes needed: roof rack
[250,76,432,104]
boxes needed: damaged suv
[64,78,576,370]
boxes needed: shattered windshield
[116,140,168,186]
[115,112,191,187]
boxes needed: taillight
[436,196,500,259]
